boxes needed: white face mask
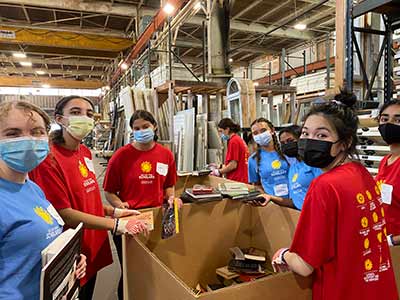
[63,116,94,140]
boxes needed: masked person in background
[103,109,181,300]
[272,90,398,300]
[30,96,148,300]
[376,99,400,247]
[253,125,321,210]
[212,118,249,183]
[0,101,86,299]
[248,118,291,198]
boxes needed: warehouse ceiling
[0,0,336,89]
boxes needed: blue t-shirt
[288,160,322,210]
[0,178,63,300]
[248,150,291,198]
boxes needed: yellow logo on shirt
[364,238,369,249]
[377,232,383,243]
[34,206,53,225]
[79,161,89,178]
[271,160,281,169]
[292,173,298,183]
[356,193,365,204]
[376,180,384,195]
[141,161,152,173]
[366,190,372,201]
[364,259,373,271]
[361,217,369,228]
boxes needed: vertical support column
[326,33,331,90]
[256,91,262,118]
[345,0,353,92]
[384,17,393,102]
[269,61,272,84]
[303,50,307,76]
[267,92,273,121]
[152,88,160,122]
[216,92,223,120]
[335,0,346,91]
[290,92,296,124]
[168,82,174,152]
[187,90,194,109]
[168,16,173,81]
[281,48,286,86]
[202,20,207,82]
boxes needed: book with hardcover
[40,223,83,300]
[185,188,222,199]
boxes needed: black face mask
[379,123,400,145]
[281,141,298,157]
[298,139,336,168]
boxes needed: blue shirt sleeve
[248,155,260,184]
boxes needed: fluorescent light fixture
[121,63,129,70]
[294,23,307,30]
[229,58,233,63]
[163,3,175,15]
[36,70,46,75]
[19,61,32,67]
[253,82,259,87]
[104,85,111,91]
[13,52,27,58]
[42,84,51,89]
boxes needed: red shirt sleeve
[163,149,177,188]
[29,155,72,211]
[103,149,123,194]
[226,136,241,163]
[290,178,337,268]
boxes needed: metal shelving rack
[346,0,400,102]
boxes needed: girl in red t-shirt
[103,109,181,300]
[30,96,147,300]
[376,99,400,246]
[272,90,398,300]
[212,118,249,183]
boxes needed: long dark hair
[218,118,241,133]
[50,95,94,145]
[251,117,286,170]
[129,110,158,141]
[303,89,359,158]
[278,125,301,140]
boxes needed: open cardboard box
[122,175,312,300]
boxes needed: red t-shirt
[290,162,398,300]
[225,134,249,183]
[376,155,400,235]
[103,143,177,209]
[29,144,112,286]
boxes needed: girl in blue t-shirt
[278,125,322,210]
[248,118,291,198]
[0,101,86,300]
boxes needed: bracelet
[280,248,290,264]
[112,218,120,236]
[388,234,395,247]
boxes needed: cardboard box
[122,175,312,300]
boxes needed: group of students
[2,90,400,300]
[215,90,400,299]
[215,116,321,211]
[0,96,180,300]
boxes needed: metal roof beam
[0,67,104,76]
[0,55,109,67]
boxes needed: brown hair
[0,100,51,130]
[50,95,94,145]
[218,118,241,133]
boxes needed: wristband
[388,234,394,247]
[112,218,120,236]
[280,248,289,263]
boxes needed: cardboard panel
[390,247,400,294]
[132,201,252,289]
[251,203,300,260]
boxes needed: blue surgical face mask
[134,128,155,144]
[221,133,230,141]
[253,131,272,146]
[0,137,49,173]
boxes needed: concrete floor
[92,152,119,300]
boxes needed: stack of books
[181,184,223,203]
[227,247,267,275]
[218,183,261,201]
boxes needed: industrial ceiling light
[13,52,27,58]
[254,82,259,87]
[229,58,233,63]
[163,3,175,15]
[36,70,46,75]
[121,62,129,70]
[42,84,51,88]
[19,61,32,67]
[294,23,307,30]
